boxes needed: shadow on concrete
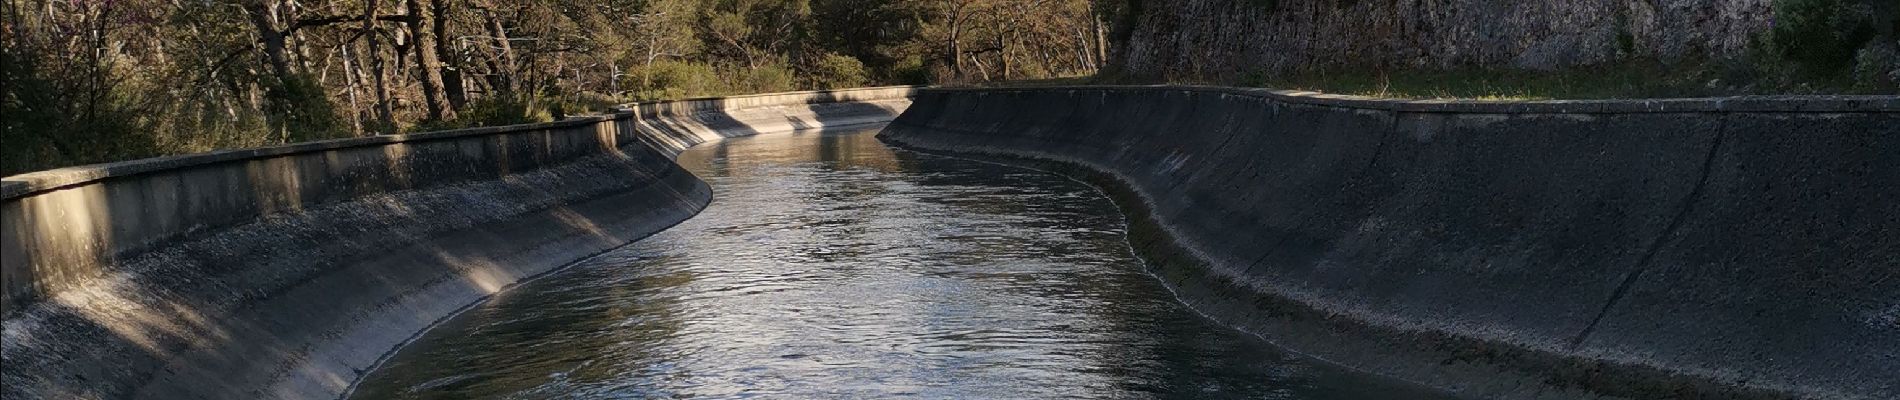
[1,88,912,399]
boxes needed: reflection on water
[350,128,1452,399]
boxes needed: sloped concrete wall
[0,87,913,399]
[880,87,1897,399]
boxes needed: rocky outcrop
[1112,0,1775,78]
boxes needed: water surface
[351,128,1452,399]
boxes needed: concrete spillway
[879,87,1898,400]
[0,87,914,399]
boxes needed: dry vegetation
[1,0,1116,175]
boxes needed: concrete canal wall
[880,87,1898,399]
[0,87,914,399]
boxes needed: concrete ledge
[0,87,914,399]
[880,86,1897,399]
[924,85,1900,114]
[1,86,920,201]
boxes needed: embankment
[880,87,1897,399]
[0,87,914,399]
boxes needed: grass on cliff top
[1038,59,1892,100]
[1233,63,1884,100]
[1241,66,1707,100]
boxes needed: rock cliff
[1108,0,1880,79]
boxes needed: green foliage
[626,60,728,100]
[890,55,932,85]
[558,92,628,117]
[1851,40,1900,90]
[1244,0,1277,13]
[2,48,56,175]
[740,63,798,94]
[620,59,802,101]
[1,76,149,175]
[808,53,870,89]
[262,74,345,143]
[412,92,626,133]
[456,96,552,128]
[4,0,1106,174]
[1768,0,1879,77]
[3,27,152,175]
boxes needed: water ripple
[351,129,1452,400]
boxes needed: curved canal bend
[350,128,1454,399]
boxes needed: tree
[2,0,1104,174]
[405,0,455,122]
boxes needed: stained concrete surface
[880,86,1898,400]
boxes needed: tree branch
[289,14,415,34]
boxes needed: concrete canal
[348,128,1454,399]
[5,87,1891,400]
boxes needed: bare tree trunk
[949,18,964,80]
[478,2,524,96]
[364,0,396,133]
[1048,37,1064,72]
[431,0,467,110]
[643,37,661,87]
[1074,26,1092,70]
[405,0,454,122]
[609,63,622,99]
[244,1,293,80]
[999,39,1010,80]
[83,1,114,154]
[969,54,991,81]
[945,0,969,80]
[243,0,301,142]
[393,32,411,79]
[997,22,1012,80]
[341,44,366,136]
[1092,4,1108,67]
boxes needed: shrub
[624,60,728,100]
[262,74,345,143]
[456,95,549,128]
[738,62,798,94]
[1769,0,1879,77]
[890,55,931,85]
[1852,39,1899,90]
[808,53,869,89]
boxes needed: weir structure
[880,86,1899,400]
[0,87,915,399]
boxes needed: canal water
[350,128,1453,399]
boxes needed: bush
[3,45,161,174]
[468,95,551,126]
[1769,0,1879,77]
[738,62,798,94]
[624,60,728,100]
[890,55,931,85]
[263,74,345,142]
[807,53,869,89]
[619,59,806,101]
[1855,40,1900,90]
